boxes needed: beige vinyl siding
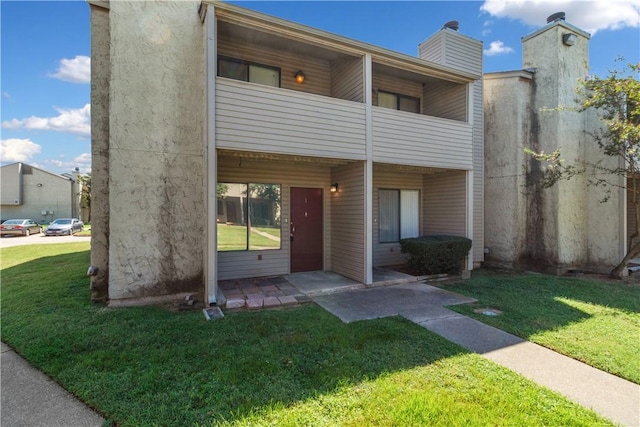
[423,81,467,121]
[330,162,366,282]
[418,30,482,75]
[418,32,444,64]
[472,80,484,262]
[372,108,473,169]
[372,168,424,267]
[331,57,364,102]
[419,28,483,263]
[423,170,467,237]
[372,73,423,107]
[217,39,331,96]
[217,156,332,280]
[216,79,366,159]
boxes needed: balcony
[215,78,367,159]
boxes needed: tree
[77,173,92,223]
[527,61,640,278]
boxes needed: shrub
[400,235,472,275]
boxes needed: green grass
[0,245,613,426]
[218,224,280,251]
[444,269,640,384]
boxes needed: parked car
[0,219,43,237]
[44,218,84,236]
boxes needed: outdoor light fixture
[295,70,305,84]
[562,33,577,46]
[330,183,338,193]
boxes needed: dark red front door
[290,187,323,272]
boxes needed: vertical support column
[89,2,110,302]
[205,4,218,305]
[467,82,474,125]
[466,170,474,271]
[364,54,373,285]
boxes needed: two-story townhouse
[89,0,483,306]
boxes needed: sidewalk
[313,282,640,427]
[1,342,104,427]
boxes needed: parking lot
[0,233,90,249]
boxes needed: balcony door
[290,187,323,272]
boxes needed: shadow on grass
[442,268,639,336]
[1,251,470,426]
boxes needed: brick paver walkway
[219,276,311,310]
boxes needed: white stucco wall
[585,108,624,269]
[523,21,591,266]
[107,1,206,301]
[483,72,532,264]
[484,18,622,271]
[90,2,111,301]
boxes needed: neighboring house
[484,14,624,274]
[88,0,483,306]
[0,162,82,223]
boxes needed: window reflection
[217,183,281,251]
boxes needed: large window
[218,57,280,88]
[378,90,420,113]
[379,189,419,243]
[217,183,282,251]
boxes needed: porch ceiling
[374,163,446,175]
[218,149,357,167]
[372,62,443,85]
[217,21,352,61]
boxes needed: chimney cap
[547,12,566,23]
[443,20,459,31]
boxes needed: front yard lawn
[444,269,640,384]
[0,244,614,425]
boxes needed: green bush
[400,235,472,275]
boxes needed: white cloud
[50,55,91,83]
[0,138,42,162]
[484,40,515,56]
[2,104,90,138]
[480,0,640,35]
[43,153,91,174]
[482,20,494,35]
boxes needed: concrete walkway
[1,342,104,427]
[313,282,640,427]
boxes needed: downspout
[364,54,373,285]
[203,3,218,305]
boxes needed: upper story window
[378,90,420,114]
[218,57,281,88]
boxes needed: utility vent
[443,20,459,31]
[547,12,566,23]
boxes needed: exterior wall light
[562,33,577,46]
[295,70,305,84]
[330,183,338,193]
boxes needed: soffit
[218,150,357,167]
[207,1,479,83]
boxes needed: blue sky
[1,1,638,175]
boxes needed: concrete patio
[218,268,451,310]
